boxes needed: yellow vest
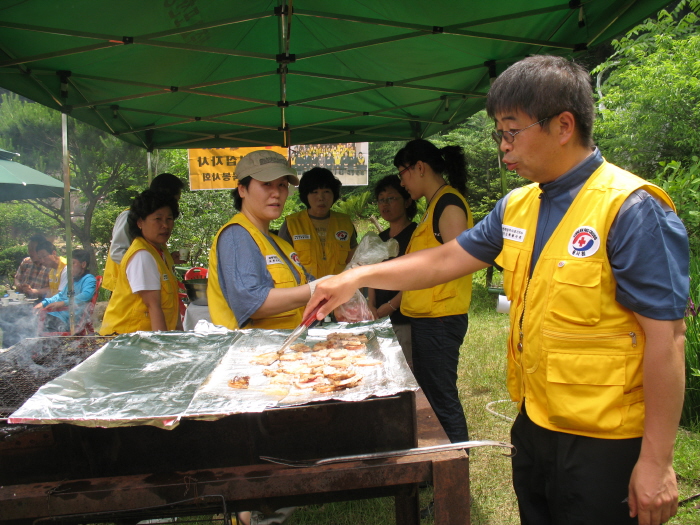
[99,237,180,335]
[401,186,473,318]
[48,257,67,296]
[284,210,354,278]
[495,161,675,439]
[208,213,308,330]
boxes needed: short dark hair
[231,176,252,211]
[374,175,417,221]
[298,167,341,208]
[71,248,92,274]
[29,234,46,245]
[36,240,56,255]
[486,55,595,148]
[150,173,184,196]
[127,189,180,239]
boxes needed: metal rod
[61,112,74,334]
[0,42,120,68]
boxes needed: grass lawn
[287,269,700,524]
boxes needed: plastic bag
[344,231,399,271]
[334,232,399,323]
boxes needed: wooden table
[0,392,471,524]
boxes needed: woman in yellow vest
[279,167,357,278]
[100,190,182,334]
[394,138,473,443]
[208,150,320,330]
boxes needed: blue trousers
[410,314,469,443]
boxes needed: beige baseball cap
[236,150,299,185]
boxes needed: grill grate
[0,336,111,417]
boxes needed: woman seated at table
[278,167,357,278]
[100,190,183,335]
[34,249,97,333]
[208,150,319,330]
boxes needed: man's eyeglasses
[491,116,552,145]
[377,196,399,205]
[397,165,412,178]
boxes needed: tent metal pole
[61,112,75,334]
[147,151,153,185]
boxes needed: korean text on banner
[188,147,289,191]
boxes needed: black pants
[410,314,469,443]
[511,404,641,525]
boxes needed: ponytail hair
[393,139,468,197]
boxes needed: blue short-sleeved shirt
[457,149,689,320]
[216,224,314,327]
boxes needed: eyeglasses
[397,165,412,178]
[491,117,552,145]
[377,196,399,205]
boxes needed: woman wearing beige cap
[207,149,323,330]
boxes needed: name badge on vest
[502,225,526,243]
[266,254,283,265]
[568,226,601,257]
[293,234,311,241]
[335,230,349,242]
[163,274,169,281]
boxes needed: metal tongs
[277,299,327,355]
[260,440,516,467]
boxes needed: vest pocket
[546,352,625,432]
[294,238,314,267]
[494,244,523,302]
[548,260,602,325]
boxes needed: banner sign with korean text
[289,142,368,186]
[188,146,289,190]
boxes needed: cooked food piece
[337,374,363,387]
[278,363,311,375]
[228,375,250,389]
[329,349,349,360]
[342,341,366,351]
[313,382,342,393]
[327,332,368,343]
[294,377,324,389]
[262,367,279,377]
[326,358,353,369]
[354,357,383,366]
[324,369,356,382]
[290,343,312,352]
[279,351,304,361]
[306,358,327,369]
[250,352,279,366]
[313,340,341,351]
[270,373,294,384]
[311,349,331,358]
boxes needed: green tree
[593,1,700,177]
[0,93,148,268]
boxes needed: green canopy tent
[0,0,672,149]
[0,0,672,335]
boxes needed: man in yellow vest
[306,56,688,525]
[35,240,67,297]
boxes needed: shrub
[0,245,29,285]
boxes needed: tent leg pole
[61,112,75,334]
[147,151,153,185]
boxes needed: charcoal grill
[0,336,112,417]
[0,329,418,487]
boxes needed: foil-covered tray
[8,318,418,429]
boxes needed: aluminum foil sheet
[8,318,418,429]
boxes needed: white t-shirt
[125,250,162,292]
[58,265,68,292]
